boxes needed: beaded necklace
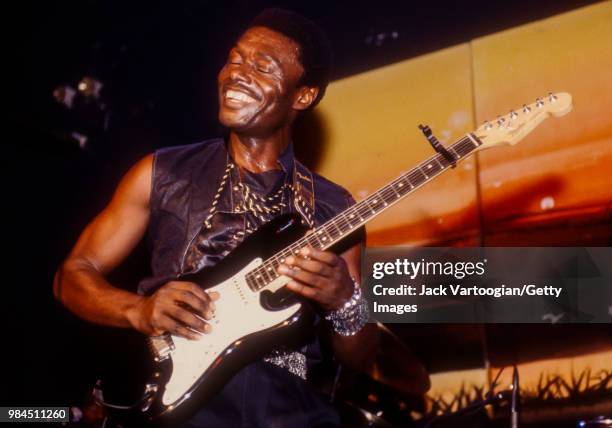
[202,157,295,240]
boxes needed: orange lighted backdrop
[306,1,612,247]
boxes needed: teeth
[226,89,255,102]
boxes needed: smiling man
[54,8,386,428]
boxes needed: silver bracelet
[324,279,370,336]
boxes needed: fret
[388,182,402,198]
[403,174,416,189]
[264,262,278,280]
[448,146,462,162]
[261,266,273,283]
[419,167,430,180]
[408,168,427,185]
[307,231,324,249]
[438,155,455,169]
[423,159,442,175]
[315,227,333,245]
[363,198,377,213]
[378,187,394,204]
[381,186,399,203]
[277,249,291,263]
[266,257,280,275]
[287,244,301,257]
[366,195,386,212]
[325,221,342,239]
[432,156,446,170]
[309,234,324,249]
[306,236,317,249]
[335,215,352,233]
[355,202,372,219]
[377,191,393,209]
[253,269,267,286]
[246,273,257,291]
[336,213,351,231]
[345,208,362,226]
[394,177,412,195]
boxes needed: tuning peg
[523,104,531,113]
[536,98,545,107]
[510,110,518,119]
[497,116,505,127]
[548,92,557,102]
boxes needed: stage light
[53,85,77,109]
[77,76,103,99]
[70,132,88,149]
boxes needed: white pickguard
[162,258,300,406]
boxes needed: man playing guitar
[53,9,422,427]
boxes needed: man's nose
[229,65,251,84]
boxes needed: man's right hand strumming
[126,281,219,340]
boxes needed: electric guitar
[98,92,573,426]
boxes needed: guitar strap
[292,159,316,228]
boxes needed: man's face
[218,26,307,135]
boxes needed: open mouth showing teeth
[225,89,256,103]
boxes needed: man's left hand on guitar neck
[278,246,354,311]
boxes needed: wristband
[324,279,369,336]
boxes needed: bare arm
[53,155,153,327]
[53,155,217,339]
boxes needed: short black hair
[249,8,333,109]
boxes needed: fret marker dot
[322,236,328,241]
[373,199,377,203]
[398,183,404,187]
[427,164,432,169]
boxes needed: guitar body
[100,213,315,427]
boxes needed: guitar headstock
[474,92,572,151]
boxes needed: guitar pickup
[149,334,175,362]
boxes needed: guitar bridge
[149,334,175,362]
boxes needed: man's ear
[293,86,319,111]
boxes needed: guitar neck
[247,134,482,291]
